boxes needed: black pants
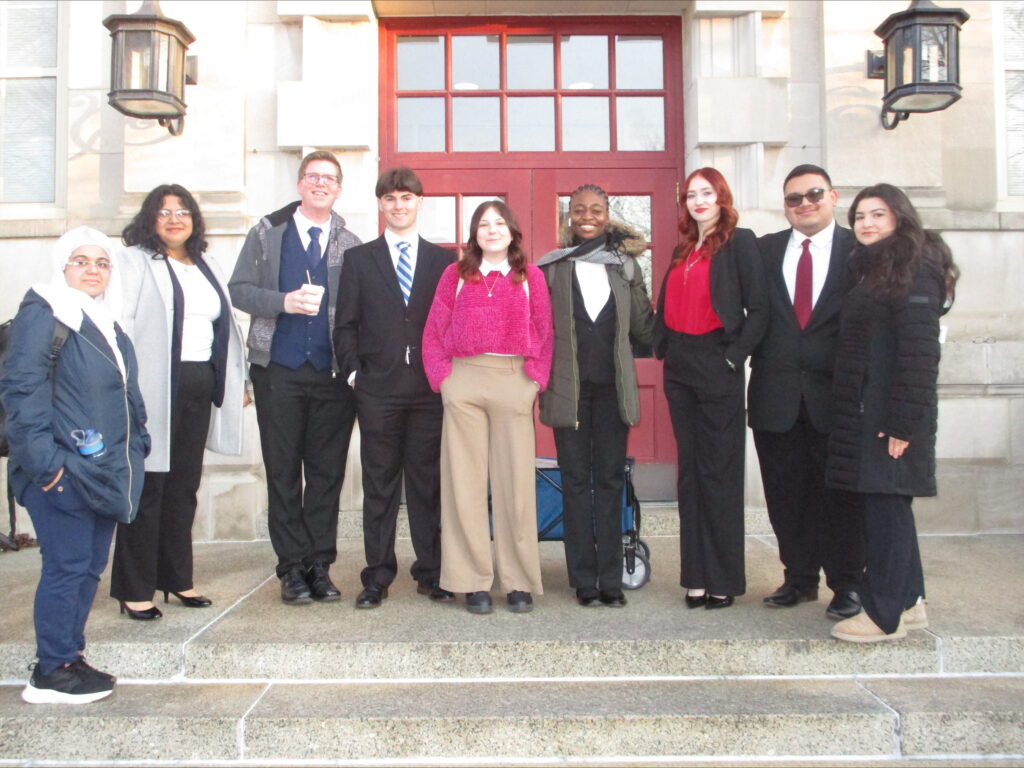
[861,492,925,634]
[753,401,864,594]
[663,330,746,596]
[554,381,628,592]
[111,361,215,601]
[250,362,356,577]
[356,387,443,589]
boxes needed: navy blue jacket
[0,290,150,523]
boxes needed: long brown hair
[459,200,528,283]
[674,167,738,264]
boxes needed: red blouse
[663,247,724,335]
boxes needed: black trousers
[554,381,628,592]
[663,330,746,596]
[753,401,864,594]
[250,362,356,577]
[356,386,443,589]
[861,492,925,634]
[111,361,215,601]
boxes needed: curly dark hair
[122,184,207,261]
[848,183,959,303]
[458,200,527,284]
[675,167,739,265]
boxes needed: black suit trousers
[356,384,443,589]
[553,382,628,593]
[753,400,864,593]
[250,362,356,577]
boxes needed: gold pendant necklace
[483,271,501,297]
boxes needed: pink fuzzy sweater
[422,263,553,392]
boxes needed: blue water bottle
[71,429,105,459]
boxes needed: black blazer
[747,224,854,434]
[654,227,768,369]
[333,235,454,396]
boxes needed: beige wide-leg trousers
[438,354,543,595]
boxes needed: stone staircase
[1,508,1022,766]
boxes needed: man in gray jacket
[229,151,361,605]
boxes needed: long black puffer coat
[826,245,947,498]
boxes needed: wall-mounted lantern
[866,0,970,130]
[102,0,196,136]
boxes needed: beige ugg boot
[831,611,907,643]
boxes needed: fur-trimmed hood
[556,219,648,257]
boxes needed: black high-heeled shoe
[118,601,162,621]
[163,591,212,608]
[684,593,707,609]
[705,595,734,610]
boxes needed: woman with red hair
[654,168,767,609]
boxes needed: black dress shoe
[576,588,601,607]
[118,601,163,620]
[163,591,212,608]
[355,585,388,609]
[599,589,627,607]
[826,590,862,620]
[684,593,707,609]
[705,595,734,610]
[280,567,313,605]
[466,591,492,614]
[417,581,456,602]
[506,591,533,613]
[763,583,818,608]
[306,562,341,602]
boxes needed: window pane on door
[508,97,554,151]
[561,35,608,89]
[616,97,665,151]
[615,37,663,89]
[462,195,505,243]
[420,196,456,243]
[507,36,554,89]
[453,97,500,151]
[452,35,499,90]
[562,97,609,151]
[397,36,444,90]
[397,98,445,152]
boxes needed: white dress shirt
[385,228,419,278]
[783,219,836,309]
[292,208,331,256]
[573,260,612,322]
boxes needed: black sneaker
[71,658,116,686]
[506,590,534,613]
[22,662,114,704]
[465,591,493,614]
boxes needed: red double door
[415,167,679,499]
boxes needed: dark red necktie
[794,238,812,329]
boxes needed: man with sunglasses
[748,164,864,621]
[229,150,361,606]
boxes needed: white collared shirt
[783,219,836,308]
[573,261,612,322]
[384,228,419,277]
[479,258,510,276]
[292,208,331,255]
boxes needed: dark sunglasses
[784,188,829,208]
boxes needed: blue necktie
[307,226,322,269]
[396,240,413,305]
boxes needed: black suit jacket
[333,235,454,397]
[747,223,854,434]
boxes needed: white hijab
[32,226,126,378]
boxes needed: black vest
[572,268,616,385]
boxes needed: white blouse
[167,258,222,362]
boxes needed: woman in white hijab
[0,226,149,704]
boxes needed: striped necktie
[396,240,413,305]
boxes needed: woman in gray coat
[110,184,246,620]
[538,184,655,608]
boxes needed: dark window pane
[452,35,499,90]
[615,36,663,89]
[508,97,554,151]
[507,36,553,89]
[452,97,499,151]
[397,97,445,152]
[561,36,608,89]
[397,36,444,90]
[562,97,609,151]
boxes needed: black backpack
[0,318,70,457]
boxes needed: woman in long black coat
[827,183,958,643]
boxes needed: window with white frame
[1004,1,1024,195]
[0,0,57,204]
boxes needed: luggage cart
[533,456,651,589]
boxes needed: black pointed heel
[118,601,163,621]
[163,590,212,608]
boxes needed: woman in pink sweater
[422,201,553,614]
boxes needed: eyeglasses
[157,208,192,220]
[302,173,340,187]
[66,258,112,271]
[784,188,829,208]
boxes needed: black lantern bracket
[865,0,970,130]
[103,0,196,137]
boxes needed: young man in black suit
[333,167,455,608]
[748,164,864,620]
